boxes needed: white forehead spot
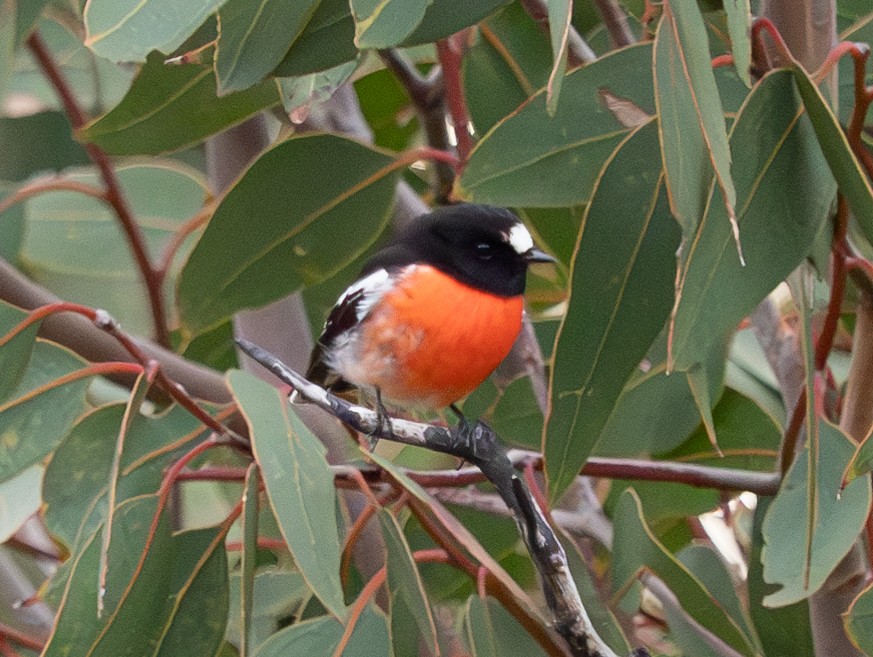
[506,223,534,255]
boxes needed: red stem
[26,32,171,348]
[815,196,850,371]
[436,36,474,166]
[711,54,734,68]
[0,623,44,652]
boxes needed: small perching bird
[301,203,555,423]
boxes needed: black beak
[524,247,556,264]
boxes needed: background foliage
[2,0,873,656]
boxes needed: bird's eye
[475,242,495,260]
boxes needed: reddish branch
[26,33,171,347]
[436,35,474,164]
[0,623,44,652]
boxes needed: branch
[26,32,170,347]
[593,0,635,49]
[518,0,597,66]
[236,338,645,657]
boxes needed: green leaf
[0,301,37,401]
[761,418,872,607]
[463,595,548,657]
[0,465,42,542]
[612,488,756,655]
[216,0,320,94]
[43,497,229,657]
[545,0,571,115]
[402,0,512,46]
[462,3,553,135]
[178,134,398,336]
[240,464,259,657]
[378,510,439,656]
[655,0,738,252]
[459,43,654,207]
[723,0,751,86]
[845,581,873,655]
[352,0,432,49]
[226,569,310,652]
[79,53,280,155]
[42,403,205,550]
[790,64,873,247]
[0,112,89,183]
[747,496,814,656]
[543,120,680,501]
[20,161,209,336]
[278,59,359,118]
[253,607,390,657]
[84,0,230,62]
[0,341,89,483]
[229,369,346,620]
[271,0,358,77]
[669,70,835,372]
[0,0,14,103]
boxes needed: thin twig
[519,0,597,66]
[593,0,635,49]
[0,178,107,216]
[26,32,170,347]
[436,34,474,164]
[0,623,45,652]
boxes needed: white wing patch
[507,223,534,255]
[337,267,397,322]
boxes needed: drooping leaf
[20,162,209,336]
[79,53,280,155]
[351,0,432,49]
[723,0,751,86]
[178,134,399,336]
[543,120,679,501]
[791,63,873,246]
[545,0,572,114]
[0,301,38,401]
[378,509,439,656]
[83,0,230,62]
[239,464,260,657]
[654,0,738,253]
[463,595,548,657]
[761,418,871,607]
[612,488,756,656]
[669,70,835,372]
[459,43,654,207]
[43,496,230,657]
[229,369,346,620]
[215,0,320,94]
[277,59,359,119]
[845,580,873,655]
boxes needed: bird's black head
[369,204,554,297]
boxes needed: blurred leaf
[229,370,345,620]
[459,43,654,207]
[463,595,547,657]
[42,403,205,550]
[520,206,583,267]
[84,0,229,62]
[612,488,756,655]
[0,301,37,400]
[271,0,358,77]
[11,18,134,112]
[43,496,229,657]
[0,340,88,483]
[226,569,310,652]
[0,112,89,181]
[545,0,571,114]
[762,419,871,607]
[544,120,680,501]
[402,0,512,45]
[655,1,737,248]
[748,496,815,655]
[661,387,781,471]
[278,59,359,118]
[253,606,390,657]
[488,376,543,449]
[20,161,209,336]
[353,68,419,151]
[845,580,873,655]
[463,3,552,135]
[13,0,50,46]
[216,0,319,94]
[79,53,280,155]
[179,134,397,336]
[669,70,835,372]
[0,0,14,103]
[351,0,432,49]
[723,0,751,86]
[791,63,873,247]
[0,465,42,542]
[378,509,439,656]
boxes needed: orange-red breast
[304,203,554,416]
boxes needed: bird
[301,203,555,430]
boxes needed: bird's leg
[367,388,394,449]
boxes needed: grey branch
[235,338,645,657]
